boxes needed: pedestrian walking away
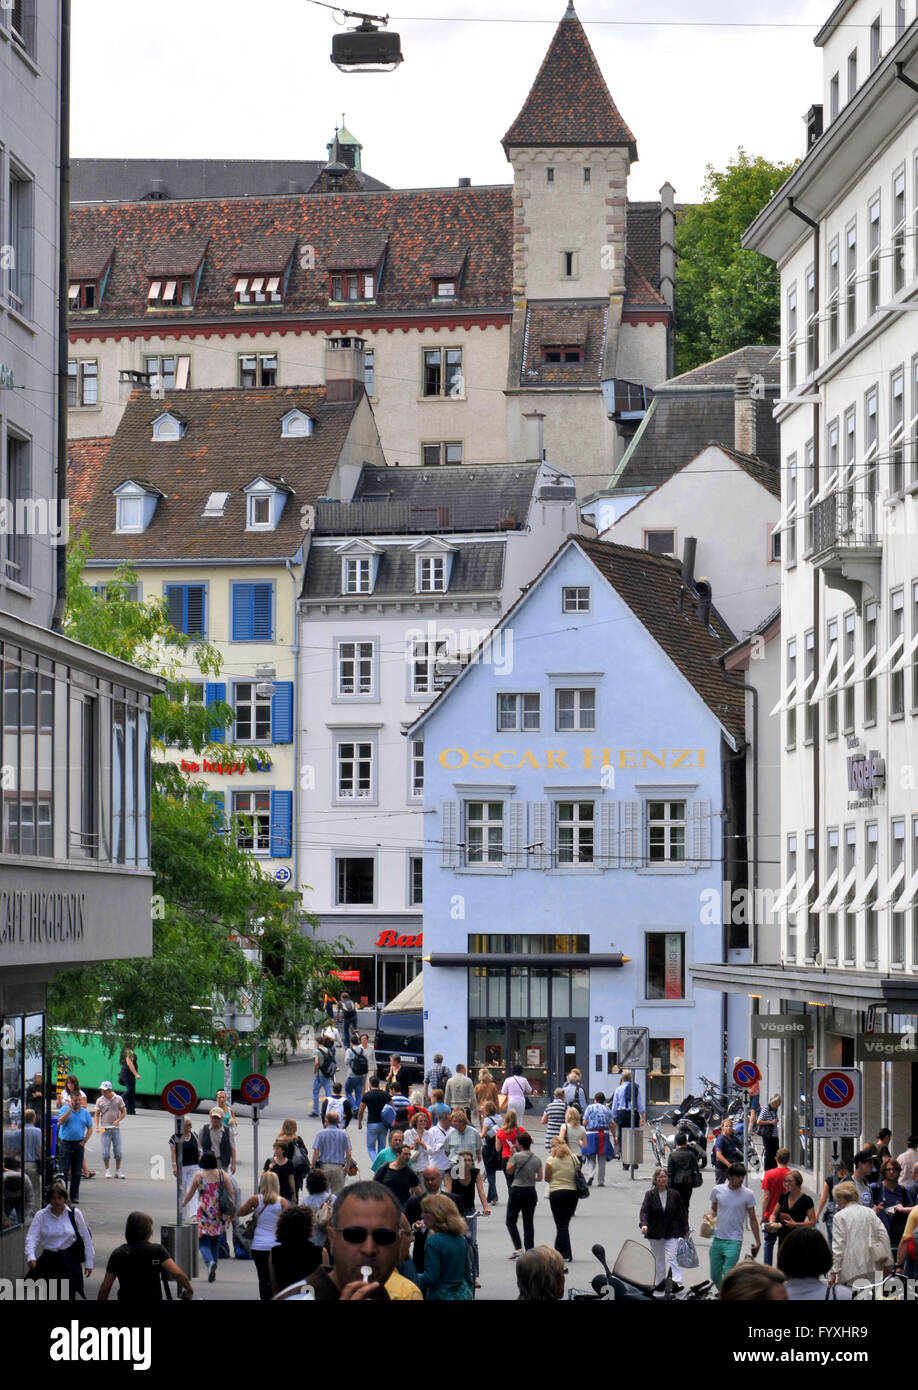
[94,1081,127,1179]
[610,1069,645,1171]
[539,1088,568,1152]
[417,1194,474,1300]
[559,1107,586,1160]
[321,1081,354,1133]
[345,1034,370,1112]
[500,1065,533,1118]
[298,1168,335,1269]
[25,1183,94,1299]
[424,1054,452,1103]
[562,1070,588,1115]
[444,1064,477,1118]
[474,1068,499,1115]
[505,1132,542,1257]
[182,1153,236,1283]
[358,1075,390,1160]
[56,1086,94,1204]
[778,1226,853,1301]
[311,1030,337,1115]
[237,1172,289,1301]
[829,1181,892,1286]
[582,1092,613,1186]
[270,1206,320,1295]
[311,1111,353,1195]
[495,1110,526,1198]
[706,1162,760,1290]
[118,1048,140,1116]
[640,1167,689,1294]
[544,1136,580,1266]
[667,1131,701,1216]
[97,1210,194,1302]
[479,1102,501,1204]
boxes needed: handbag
[699,1211,716,1239]
[240,1199,261,1248]
[217,1173,237,1219]
[676,1234,699,1269]
[574,1157,590,1200]
[692,1166,704,1188]
[66,1206,86,1264]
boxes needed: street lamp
[329,9,403,73]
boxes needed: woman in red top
[496,1111,527,1198]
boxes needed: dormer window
[344,557,372,594]
[113,480,162,533]
[152,411,185,441]
[148,278,194,307]
[68,281,97,310]
[330,272,375,303]
[417,556,447,592]
[281,409,314,438]
[203,491,229,517]
[435,280,456,299]
[243,476,289,531]
[542,344,583,364]
[235,274,283,305]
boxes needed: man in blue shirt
[56,1091,94,1203]
[610,1071,645,1172]
[582,1093,614,1186]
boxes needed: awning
[828,863,857,912]
[811,868,838,912]
[893,866,918,912]
[875,861,906,909]
[789,872,815,915]
[850,863,879,911]
[771,873,797,914]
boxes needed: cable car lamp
[329,8,403,73]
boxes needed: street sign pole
[252,1103,258,1182]
[742,1090,750,1171]
[174,1116,183,1227]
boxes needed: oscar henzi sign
[751,1014,813,1039]
[0,891,85,947]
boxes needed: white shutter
[174,356,190,389]
[621,800,641,868]
[440,800,460,869]
[595,800,619,869]
[691,798,712,867]
[530,801,550,869]
[507,801,527,869]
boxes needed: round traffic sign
[240,1072,270,1105]
[817,1071,855,1108]
[733,1060,761,1087]
[161,1079,198,1115]
[274,866,291,884]
[217,1028,240,1049]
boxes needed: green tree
[50,537,344,1060]
[675,149,796,374]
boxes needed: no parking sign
[810,1067,862,1137]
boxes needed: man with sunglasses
[306,1181,402,1300]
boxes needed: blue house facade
[410,536,749,1109]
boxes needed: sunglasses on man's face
[337,1225,399,1247]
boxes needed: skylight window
[203,491,229,517]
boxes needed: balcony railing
[811,490,879,552]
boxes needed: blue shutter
[271,682,293,744]
[232,584,253,641]
[270,790,292,858]
[204,682,226,744]
[166,584,205,636]
[165,585,185,631]
[252,583,272,640]
[203,790,225,833]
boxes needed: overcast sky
[71,0,830,203]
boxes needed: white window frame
[408,853,424,907]
[67,359,98,408]
[647,800,687,865]
[555,688,595,732]
[342,556,372,595]
[464,800,505,867]
[116,495,144,533]
[233,789,271,856]
[421,346,463,399]
[335,855,376,906]
[496,693,540,732]
[555,800,595,868]
[410,638,447,697]
[416,555,447,593]
[233,682,272,744]
[562,586,590,613]
[336,640,376,699]
[409,739,424,801]
[335,738,375,803]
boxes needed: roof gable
[502,5,637,159]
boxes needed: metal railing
[811,490,880,551]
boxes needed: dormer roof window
[410,536,456,594]
[68,281,98,310]
[144,237,207,310]
[113,479,163,533]
[430,249,466,302]
[327,232,388,305]
[243,476,291,531]
[435,280,456,299]
[281,409,314,438]
[542,344,584,364]
[152,410,186,441]
[68,240,114,311]
[336,539,382,595]
[232,235,296,306]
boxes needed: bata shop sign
[375,931,423,949]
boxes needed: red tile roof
[67,437,113,523]
[69,188,659,325]
[144,236,209,278]
[502,6,637,159]
[76,387,366,563]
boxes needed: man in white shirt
[25,1184,94,1298]
[706,1162,760,1290]
[94,1082,127,1178]
[896,1135,918,1176]
[426,1117,452,1173]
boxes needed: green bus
[49,1029,265,1106]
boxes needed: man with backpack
[562,1070,588,1116]
[321,1083,354,1134]
[610,1070,645,1172]
[424,1055,452,1104]
[345,1034,370,1111]
[339,992,358,1032]
[311,1031,337,1118]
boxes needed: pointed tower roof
[502,4,637,161]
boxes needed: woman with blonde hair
[237,1170,288,1300]
[829,1181,892,1288]
[559,1106,586,1158]
[479,1100,501,1205]
[475,1068,499,1112]
[495,1109,526,1198]
[417,1194,473,1300]
[544,1135,580,1267]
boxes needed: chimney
[733,370,757,457]
[458,177,471,188]
[658,182,676,310]
[325,336,366,403]
[522,411,546,462]
[695,578,712,630]
[682,536,697,594]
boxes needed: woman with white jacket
[828,1180,892,1287]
